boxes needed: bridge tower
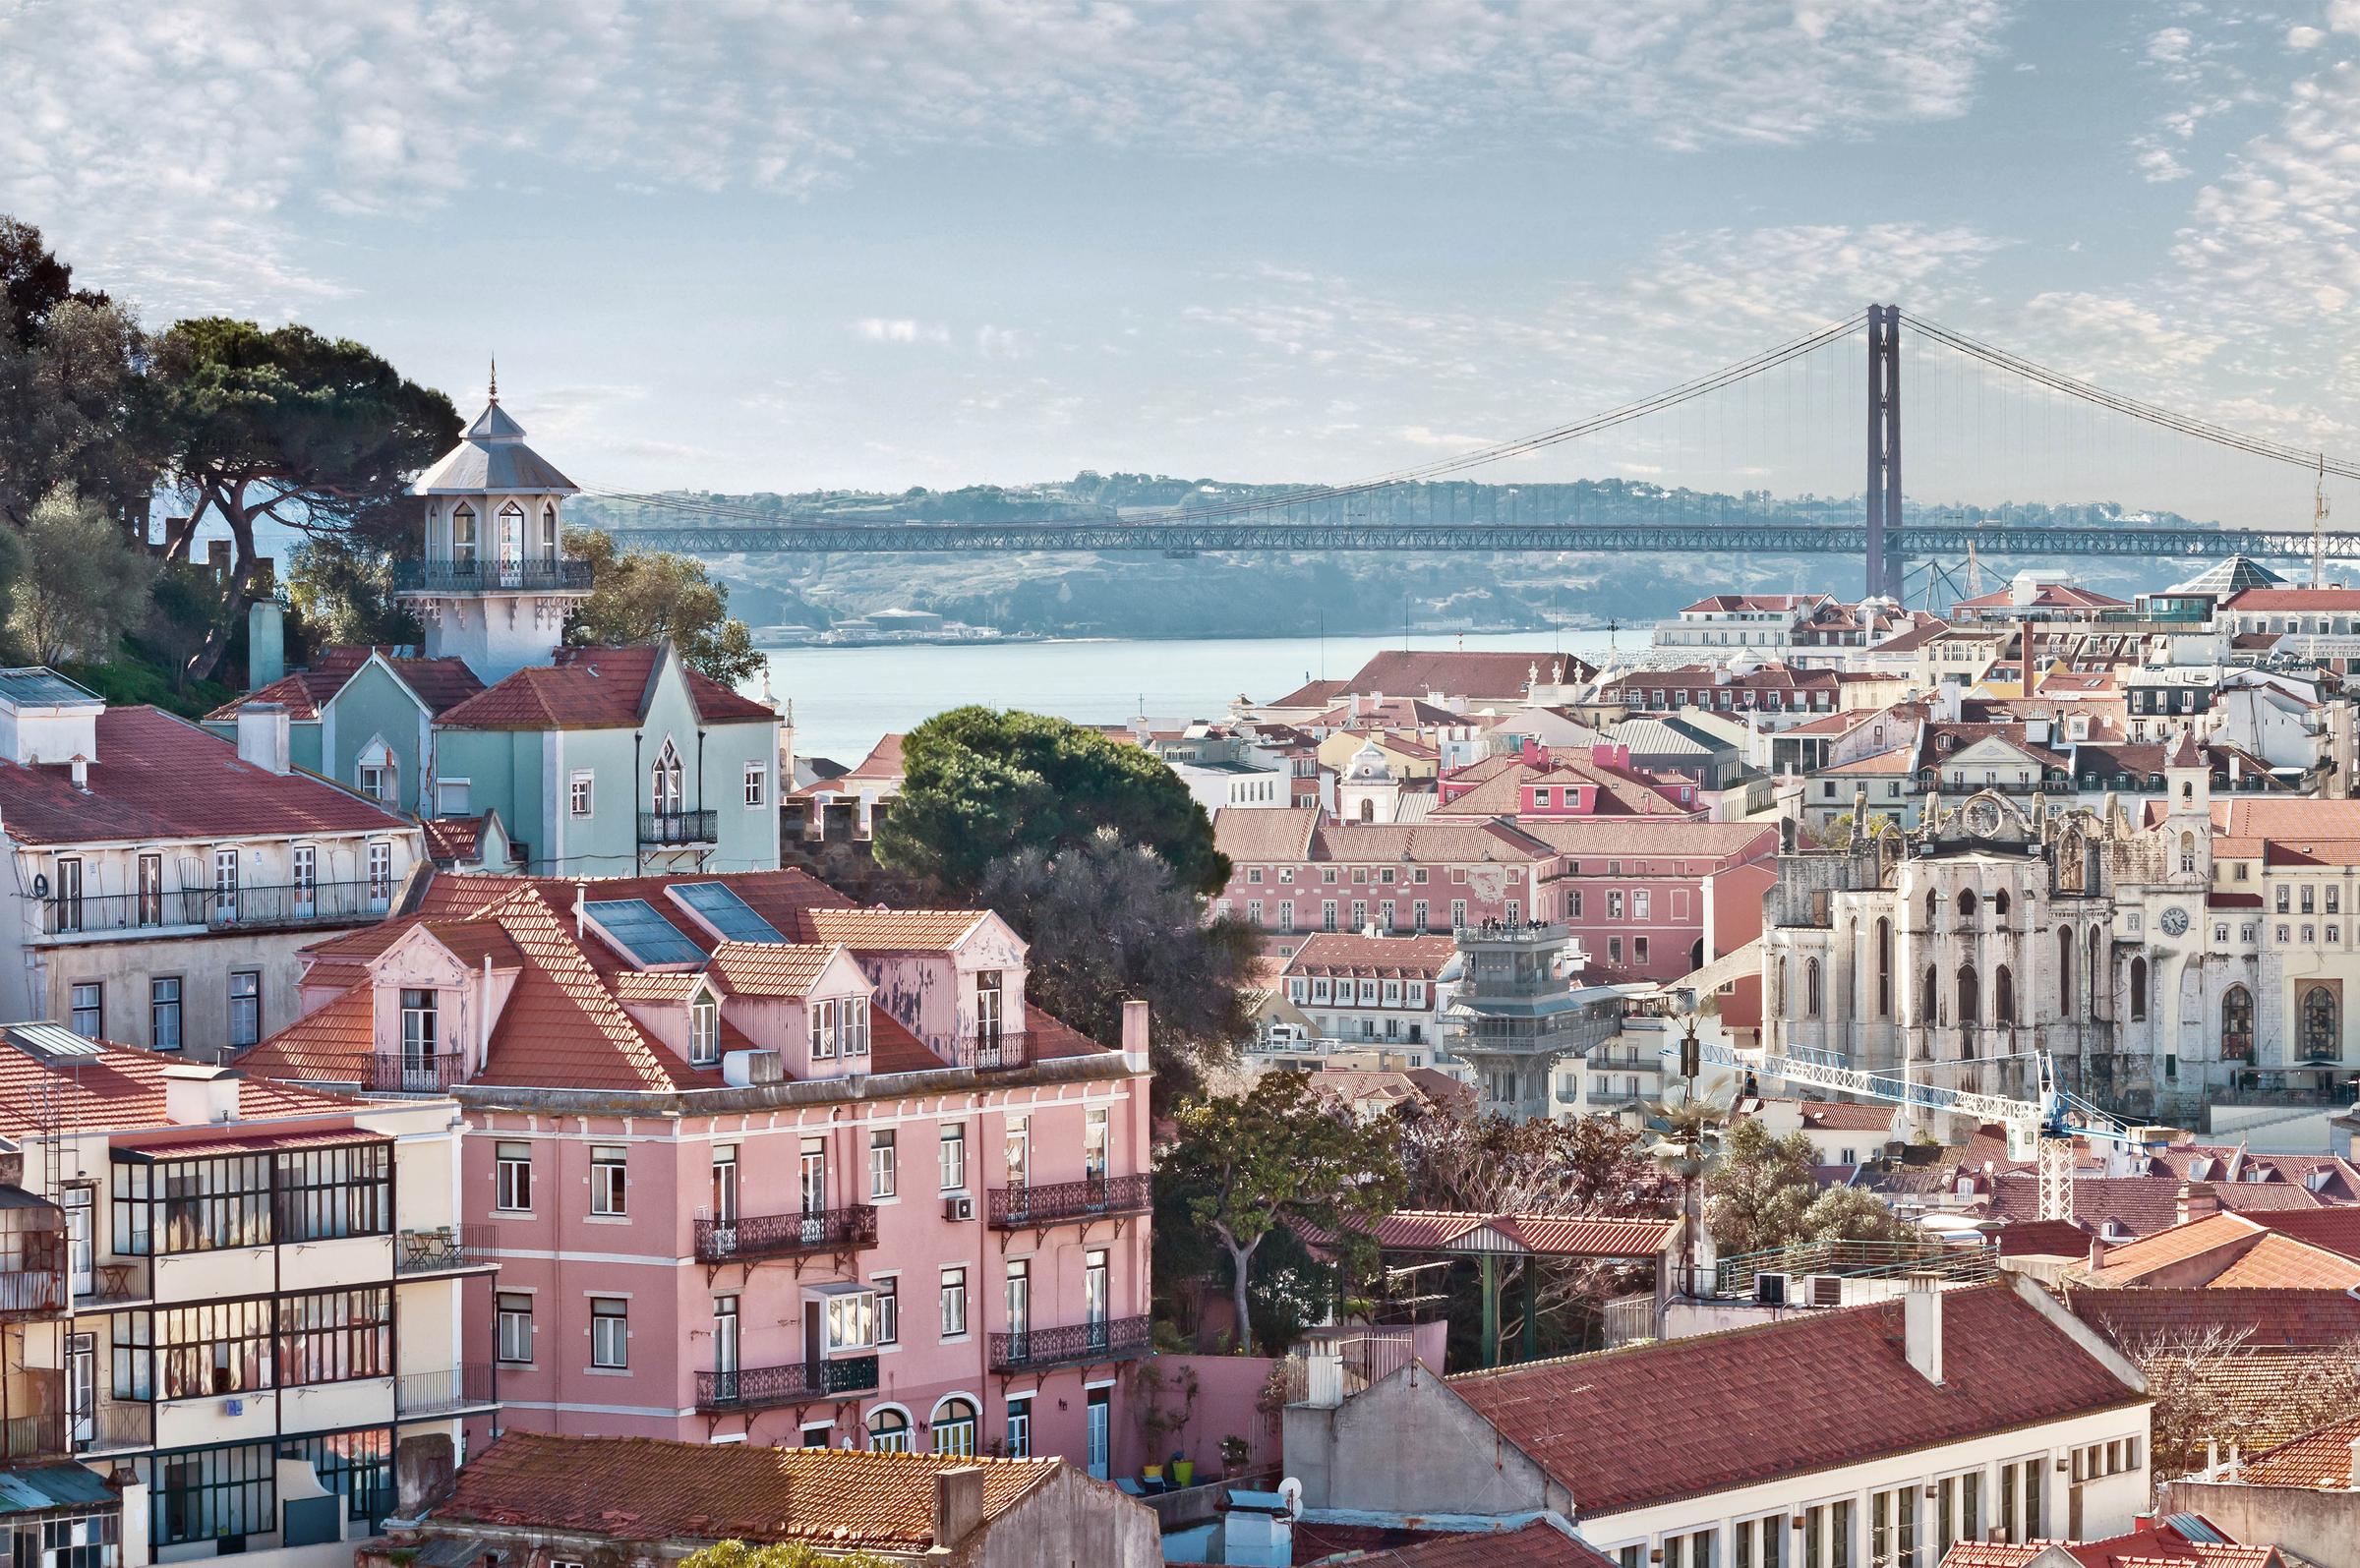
[1865,304,1903,600]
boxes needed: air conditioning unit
[1754,1271,1791,1307]
[944,1195,975,1222]
[1804,1274,1844,1308]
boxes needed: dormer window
[689,987,719,1066]
[810,998,838,1060]
[452,504,478,563]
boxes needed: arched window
[2181,780,2193,801]
[1924,889,1939,930]
[1957,888,1976,918]
[1805,958,1822,1018]
[1776,957,1788,1016]
[541,502,560,556]
[1358,798,1375,823]
[1993,888,2010,918]
[1875,917,1891,1018]
[2129,958,2148,1022]
[2180,830,2196,875]
[2088,928,2100,1014]
[1995,965,2015,1024]
[2302,986,2339,1063]
[1957,965,1979,1026]
[931,1397,977,1457]
[1923,965,1940,1026]
[2057,926,2075,1018]
[2221,986,2254,1062]
[651,740,684,815]
[498,500,524,564]
[451,503,478,563]
[866,1407,912,1452]
[689,987,720,1066]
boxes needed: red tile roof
[1449,1281,2144,1516]
[1326,1518,1621,1568]
[1937,1529,2273,1568]
[0,706,414,845]
[430,1430,1061,1551]
[438,645,776,729]
[1366,1211,1676,1258]
[1266,678,1350,710]
[1994,1219,2096,1257]
[2234,1410,2360,1487]
[800,908,990,951]
[0,1037,373,1139]
[1214,806,1324,863]
[2206,1232,2360,1289]
[704,942,844,998]
[1344,650,1588,702]
[203,648,488,723]
[2068,1285,2360,1350]
[235,982,378,1083]
[1282,935,1457,980]
[2088,1212,2269,1283]
[1800,1102,1901,1132]
[421,815,490,862]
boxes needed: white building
[1171,759,1290,815]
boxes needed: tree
[1704,1114,1916,1258]
[679,1538,897,1568]
[2099,1321,2360,1499]
[11,485,151,666]
[147,318,458,682]
[0,217,152,530]
[562,526,764,684]
[976,831,1257,1070]
[876,707,1229,898]
[285,537,421,650]
[1163,1072,1405,1355]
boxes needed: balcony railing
[77,1255,148,1307]
[0,1263,66,1319]
[393,558,594,596]
[693,1205,879,1264]
[80,1400,152,1455]
[1,1368,63,1461]
[988,1314,1152,1374]
[988,1174,1151,1230]
[393,1363,497,1417]
[41,882,391,938]
[954,1030,1031,1071]
[640,809,718,846]
[695,1356,880,1412]
[394,1224,497,1275]
[372,1053,466,1094]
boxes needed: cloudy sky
[9,0,2360,514]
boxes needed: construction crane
[1662,1027,2171,1223]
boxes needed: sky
[12,1,2360,519]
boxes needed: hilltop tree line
[0,216,758,707]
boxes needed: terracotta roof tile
[467,887,706,1091]
[609,971,709,1003]
[422,816,489,861]
[0,706,415,845]
[2089,1213,2268,1282]
[1215,806,1324,863]
[233,983,377,1083]
[430,1430,1059,1551]
[2234,1410,2360,1487]
[1325,1518,1621,1568]
[2070,1286,2360,1350]
[1800,1102,1902,1132]
[800,908,988,951]
[1345,650,1588,702]
[0,1037,380,1139]
[1936,1532,2274,1568]
[704,942,842,998]
[2205,1232,2360,1289]
[438,645,775,729]
[1449,1282,2143,1516]
[1282,935,1457,980]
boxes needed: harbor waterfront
[751,628,1619,763]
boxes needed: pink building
[1210,809,1553,936]
[1432,739,1703,820]
[237,868,1151,1474]
[1523,822,1779,983]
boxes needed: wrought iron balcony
[987,1174,1151,1231]
[641,809,719,846]
[393,1363,498,1417]
[695,1356,880,1412]
[693,1205,879,1264]
[373,1053,466,1094]
[393,558,594,596]
[41,881,392,939]
[988,1314,1152,1374]
[394,1224,498,1275]
[954,1030,1030,1070]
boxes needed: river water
[755,629,1624,766]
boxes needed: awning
[112,1128,392,1164]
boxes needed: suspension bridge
[592,305,2360,598]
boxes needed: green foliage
[286,538,420,649]
[876,706,1229,898]
[1162,1072,1406,1355]
[0,218,153,530]
[679,1539,898,1568]
[13,486,152,665]
[975,832,1256,1066]
[1704,1115,1915,1254]
[58,649,233,720]
[563,527,764,684]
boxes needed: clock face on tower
[1964,797,2002,838]
[2159,906,2190,937]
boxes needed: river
[755,629,1624,766]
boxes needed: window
[870,1129,897,1198]
[1608,891,1624,920]
[69,982,101,1038]
[1085,1106,1109,1181]
[711,1145,738,1223]
[1633,890,1649,920]
[932,1397,977,1457]
[825,1289,875,1352]
[591,1298,627,1366]
[940,1267,968,1337]
[1006,1258,1031,1342]
[1871,1486,1916,1568]
[2301,985,2339,1063]
[2278,885,2292,913]
[843,996,869,1059]
[278,1286,392,1385]
[1933,1473,1980,1559]
[875,1276,899,1344]
[744,762,766,808]
[2221,985,2255,1062]
[2305,885,2319,914]
[541,502,560,555]
[689,989,720,1066]
[1633,936,1648,964]
[451,503,478,560]
[867,1408,912,1452]
[369,842,393,904]
[228,970,261,1048]
[400,989,438,1074]
[809,998,838,1060]
[1004,1116,1030,1190]
[496,1142,532,1211]
[650,740,684,814]
[357,764,392,804]
[591,1145,627,1215]
[143,977,183,1052]
[1451,900,1467,926]
[217,845,244,915]
[1875,918,1891,1018]
[150,1441,274,1547]
[2129,958,2147,1022]
[1995,965,2016,1024]
[138,853,164,928]
[940,1124,966,1191]
[1735,1515,1785,1568]
[1998,1459,2041,1545]
[1006,1397,1032,1457]
[274,1143,391,1242]
[1609,937,1623,964]
[570,771,594,816]
[713,1294,739,1386]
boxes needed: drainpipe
[480,954,492,1074]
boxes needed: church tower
[2164,728,2212,882]
[1337,738,1402,825]
[395,367,593,683]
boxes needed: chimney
[2346,1433,2360,1488]
[1121,999,1150,1070]
[2177,1181,2218,1227]
[1904,1272,1943,1386]
[2087,1235,2108,1273]
[933,1466,986,1550]
[237,703,292,776]
[1522,735,1542,768]
[69,754,88,792]
[161,1064,242,1125]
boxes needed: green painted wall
[324,663,432,814]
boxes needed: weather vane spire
[489,354,499,402]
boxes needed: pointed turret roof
[412,391,578,496]
[2167,729,2204,770]
[2166,554,2284,596]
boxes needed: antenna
[2314,452,2330,588]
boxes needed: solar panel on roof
[3,1022,105,1060]
[670,882,785,944]
[581,900,708,966]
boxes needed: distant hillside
[569,478,2212,641]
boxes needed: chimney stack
[237,703,292,776]
[2177,1181,2219,1227]
[162,1064,242,1125]
[2087,1235,2108,1273]
[1904,1272,1943,1386]
[933,1467,985,1550]
[1121,999,1150,1070]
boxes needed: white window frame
[496,1141,532,1212]
[570,770,595,817]
[591,1145,627,1216]
[688,989,720,1066]
[590,1298,627,1367]
[744,761,766,809]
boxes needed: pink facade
[1530,825,1779,984]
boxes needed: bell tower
[395,365,594,683]
[2163,729,2211,882]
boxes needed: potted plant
[1219,1434,1252,1477]
[1169,1450,1194,1488]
